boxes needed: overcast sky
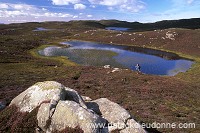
[0,0,200,24]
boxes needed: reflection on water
[33,27,54,31]
[38,41,193,76]
[105,27,131,31]
[124,47,182,60]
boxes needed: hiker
[135,64,141,73]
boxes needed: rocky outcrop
[37,103,51,131]
[120,119,146,133]
[50,101,107,133]
[82,95,92,101]
[10,81,146,133]
[10,81,86,112]
[87,98,145,133]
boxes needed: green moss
[29,44,77,67]
[177,60,200,85]
[72,71,82,80]
[34,81,62,90]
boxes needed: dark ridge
[100,18,200,31]
[1,18,200,31]
[151,18,200,29]
[68,20,105,28]
[99,19,143,28]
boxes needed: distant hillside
[148,18,200,29]
[99,18,200,31]
[99,19,143,28]
[68,20,105,29]
[1,18,200,31]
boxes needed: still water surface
[105,27,131,31]
[38,41,193,76]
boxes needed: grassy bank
[29,44,77,67]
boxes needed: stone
[9,81,86,112]
[9,81,146,133]
[104,65,111,68]
[9,81,65,112]
[64,87,87,109]
[120,119,146,133]
[37,103,51,131]
[87,98,131,131]
[82,95,92,101]
[50,101,107,133]
[112,68,120,73]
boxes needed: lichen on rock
[8,81,146,133]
